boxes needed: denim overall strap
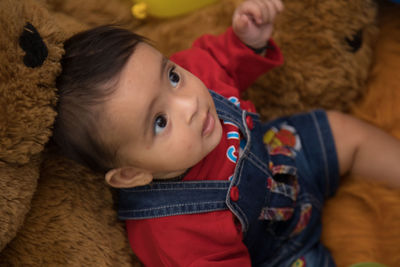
[118,89,338,266]
[211,91,298,228]
[118,180,230,220]
[118,90,296,223]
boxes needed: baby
[53,0,400,266]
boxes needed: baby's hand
[232,0,284,49]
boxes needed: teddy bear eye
[19,22,48,68]
[345,29,363,53]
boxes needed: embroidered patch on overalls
[267,177,299,201]
[264,124,300,178]
[258,206,294,221]
[291,257,306,267]
[270,164,297,177]
[269,146,293,156]
[263,124,301,151]
[292,203,312,235]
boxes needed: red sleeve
[126,211,251,267]
[170,27,283,95]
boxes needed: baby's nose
[175,94,198,124]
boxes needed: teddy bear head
[0,0,64,250]
[248,0,379,120]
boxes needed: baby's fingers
[234,14,250,34]
[236,1,264,24]
[259,0,284,23]
[269,0,284,14]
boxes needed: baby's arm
[172,0,284,94]
[328,111,400,187]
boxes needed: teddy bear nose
[19,22,48,68]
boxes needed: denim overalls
[118,90,340,267]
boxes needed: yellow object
[263,130,275,145]
[132,0,219,19]
[132,2,148,19]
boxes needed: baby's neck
[153,168,191,182]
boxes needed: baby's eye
[154,114,167,135]
[168,66,180,87]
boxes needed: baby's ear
[105,167,153,188]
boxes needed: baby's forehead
[116,43,165,88]
[128,43,164,67]
[101,45,166,146]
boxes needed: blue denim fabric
[118,90,339,267]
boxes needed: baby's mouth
[202,110,215,137]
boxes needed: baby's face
[105,43,222,179]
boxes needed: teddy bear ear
[19,22,48,68]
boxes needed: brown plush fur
[0,148,139,265]
[0,0,63,251]
[135,0,379,120]
[323,2,400,266]
[134,0,241,55]
[248,0,379,120]
[0,0,399,266]
[0,0,138,265]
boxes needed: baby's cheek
[181,139,202,162]
[165,138,191,159]
[182,141,196,157]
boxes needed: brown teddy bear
[0,0,399,266]
[248,0,379,120]
[0,0,63,253]
[0,0,138,265]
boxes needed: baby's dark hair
[53,25,145,174]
